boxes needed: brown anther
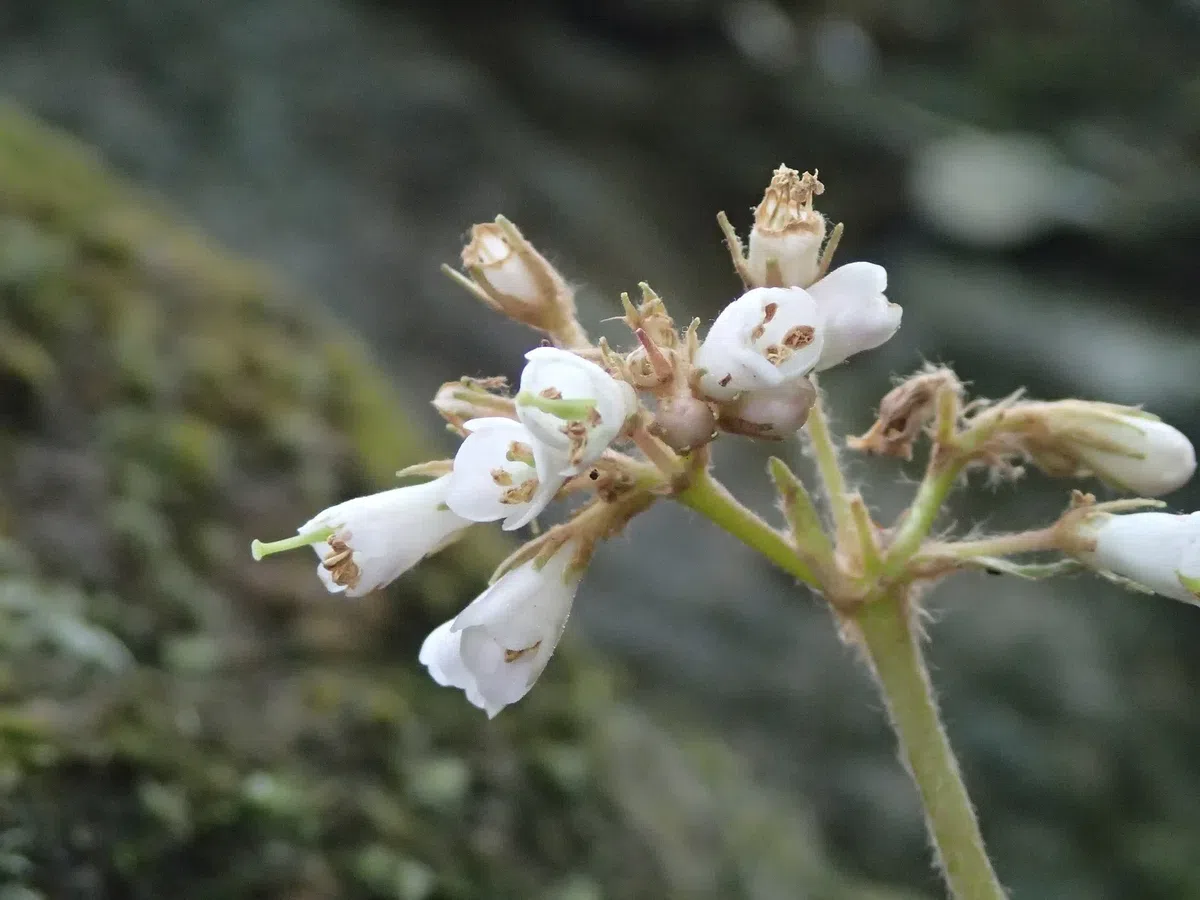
[718,373,733,387]
[539,386,563,400]
[587,407,602,427]
[762,301,778,323]
[500,479,538,505]
[564,420,589,465]
[490,468,514,487]
[764,344,793,366]
[322,537,361,589]
[783,325,815,349]
[504,641,542,663]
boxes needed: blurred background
[1,1,1199,898]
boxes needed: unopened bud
[716,378,817,440]
[748,166,827,288]
[449,218,581,341]
[653,392,716,452]
[1011,401,1195,497]
[1074,511,1200,604]
[433,377,515,427]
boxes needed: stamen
[504,641,542,663]
[506,441,535,466]
[783,325,815,349]
[323,537,361,589]
[491,468,514,486]
[500,480,538,505]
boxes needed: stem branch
[677,468,818,587]
[804,380,853,544]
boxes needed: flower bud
[1076,511,1200,603]
[1017,402,1195,496]
[455,218,574,334]
[447,417,564,531]
[653,392,717,452]
[716,378,817,439]
[432,376,515,426]
[419,541,583,717]
[694,286,825,401]
[250,477,470,597]
[516,347,638,476]
[806,262,902,371]
[747,166,827,288]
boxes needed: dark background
[1,1,1199,898]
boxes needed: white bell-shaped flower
[806,262,902,371]
[446,417,565,531]
[251,476,470,597]
[419,543,582,717]
[694,287,826,401]
[1058,408,1195,497]
[1080,511,1200,603]
[516,347,637,476]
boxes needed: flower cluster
[252,163,1199,723]
[250,165,905,715]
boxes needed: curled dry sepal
[250,164,907,716]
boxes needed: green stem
[921,528,1061,562]
[804,380,853,543]
[677,468,818,587]
[857,591,1007,900]
[879,460,965,581]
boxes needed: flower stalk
[856,591,1007,900]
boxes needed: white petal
[695,342,784,400]
[447,418,538,523]
[437,545,581,716]
[1076,417,1196,497]
[806,263,901,370]
[747,229,822,288]
[418,620,489,712]
[302,477,469,597]
[517,347,637,475]
[695,287,824,399]
[1083,512,1200,602]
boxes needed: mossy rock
[0,104,921,900]
[0,102,668,900]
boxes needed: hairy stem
[879,461,966,581]
[856,591,1007,900]
[676,468,818,587]
[922,527,1062,562]
[804,380,853,543]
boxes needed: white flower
[1080,511,1200,604]
[747,166,826,289]
[516,347,637,476]
[270,476,470,597]
[694,287,825,401]
[419,544,582,717]
[446,417,564,531]
[1056,408,1195,497]
[806,262,902,371]
[716,378,817,439]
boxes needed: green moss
[0,104,914,900]
[0,103,660,900]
